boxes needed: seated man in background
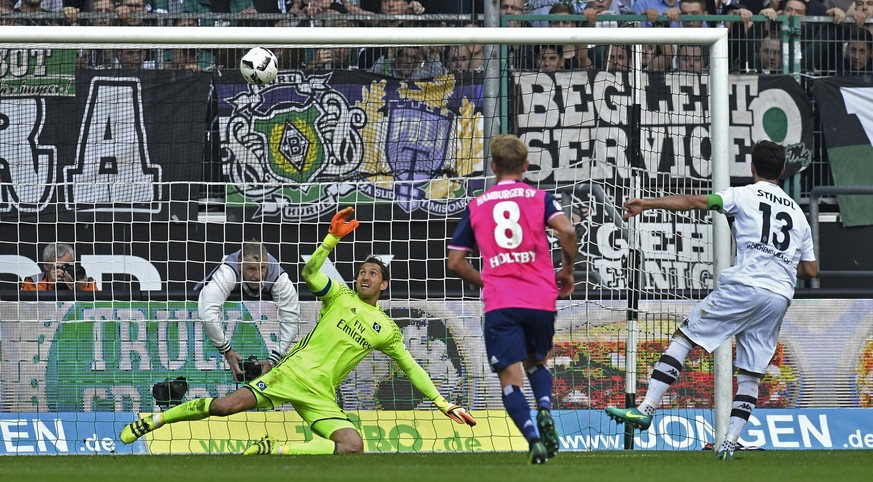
[194,240,300,382]
[21,243,97,291]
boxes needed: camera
[241,355,263,382]
[61,263,87,281]
[152,376,189,409]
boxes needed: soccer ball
[239,47,278,85]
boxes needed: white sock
[724,374,760,447]
[640,336,692,415]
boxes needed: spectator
[549,2,593,69]
[117,48,154,70]
[583,0,632,28]
[630,0,682,28]
[357,0,426,69]
[604,44,631,70]
[537,44,563,73]
[14,0,69,25]
[641,43,667,71]
[500,0,536,69]
[16,0,60,13]
[116,0,148,26]
[167,16,216,71]
[173,0,258,27]
[500,0,525,27]
[194,240,300,381]
[444,43,485,72]
[1,0,16,25]
[174,0,259,71]
[675,44,706,72]
[849,0,873,32]
[827,0,855,13]
[250,0,299,27]
[841,26,873,71]
[21,243,97,292]
[368,45,447,79]
[675,0,709,27]
[755,30,783,73]
[167,48,203,71]
[527,0,563,28]
[299,0,361,27]
[73,0,119,69]
[761,0,850,72]
[303,18,359,69]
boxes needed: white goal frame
[0,25,732,449]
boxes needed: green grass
[1,451,871,482]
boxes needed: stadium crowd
[2,0,872,75]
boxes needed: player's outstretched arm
[388,341,476,427]
[302,207,360,293]
[622,194,711,220]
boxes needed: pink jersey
[449,180,564,312]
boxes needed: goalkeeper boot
[536,409,559,459]
[528,440,549,465]
[604,407,652,430]
[120,416,158,444]
[244,435,278,455]
[714,450,733,461]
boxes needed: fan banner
[1,299,871,413]
[216,69,486,223]
[812,77,873,227]
[0,69,212,222]
[0,48,77,97]
[512,72,814,183]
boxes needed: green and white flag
[814,77,873,227]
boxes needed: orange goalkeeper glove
[443,404,476,427]
[329,207,360,238]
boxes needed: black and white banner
[513,72,814,183]
[0,69,212,221]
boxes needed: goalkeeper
[120,207,475,454]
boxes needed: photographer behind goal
[20,243,98,291]
[194,241,300,382]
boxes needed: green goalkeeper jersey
[277,243,451,411]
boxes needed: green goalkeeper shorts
[246,365,356,439]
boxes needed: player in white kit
[604,140,818,460]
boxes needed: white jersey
[716,181,816,300]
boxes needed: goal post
[0,25,731,454]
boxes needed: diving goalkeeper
[120,207,476,454]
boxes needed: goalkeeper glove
[443,404,476,427]
[329,207,360,238]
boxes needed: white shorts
[679,283,789,374]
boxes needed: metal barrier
[808,185,873,288]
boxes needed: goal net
[0,25,730,455]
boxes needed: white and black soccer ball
[240,47,279,85]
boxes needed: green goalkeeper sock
[277,437,337,455]
[158,397,214,425]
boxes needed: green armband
[706,194,724,211]
[321,233,341,251]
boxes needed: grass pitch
[1,451,870,482]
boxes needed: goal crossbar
[0,25,728,49]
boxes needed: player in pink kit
[447,134,577,464]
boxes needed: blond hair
[490,134,528,175]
